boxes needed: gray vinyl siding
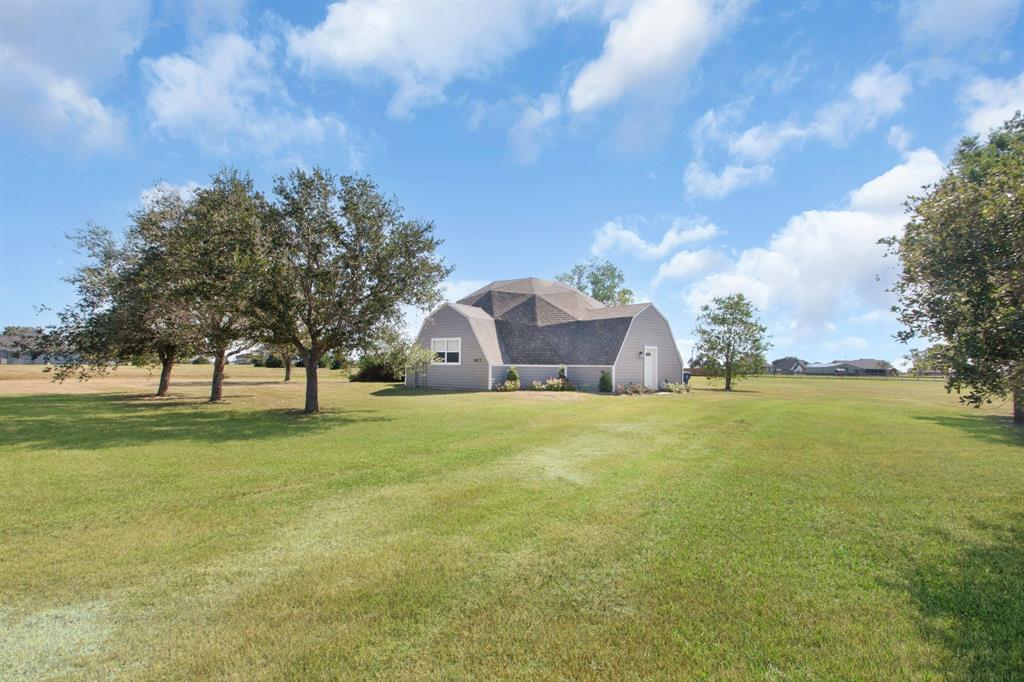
[491,365,611,392]
[566,366,611,392]
[407,306,490,390]
[492,365,561,388]
[613,306,683,389]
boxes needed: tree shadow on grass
[0,393,390,451]
[911,413,1024,448]
[904,516,1024,680]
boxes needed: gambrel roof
[450,277,652,365]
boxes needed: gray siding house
[407,278,684,392]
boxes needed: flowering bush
[664,382,689,393]
[495,379,520,392]
[619,383,655,395]
[530,380,544,390]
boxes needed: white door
[643,346,658,390]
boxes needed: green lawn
[1,366,1022,680]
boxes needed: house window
[431,338,461,365]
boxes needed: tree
[883,114,1023,424]
[353,325,433,382]
[692,293,770,391]
[255,169,451,413]
[904,345,948,377]
[2,325,38,336]
[177,168,270,402]
[46,190,196,397]
[556,258,634,305]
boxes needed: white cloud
[0,0,148,152]
[180,0,247,38]
[653,249,720,287]
[900,0,1020,50]
[728,63,911,162]
[847,148,944,215]
[684,160,773,198]
[143,33,347,156]
[887,125,912,151]
[139,180,201,207]
[592,219,720,261]
[287,1,546,118]
[683,147,946,333]
[959,72,1024,136]
[568,0,746,114]
[509,93,561,164]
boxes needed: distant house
[0,333,45,365]
[406,277,684,391]
[770,357,807,374]
[804,358,897,376]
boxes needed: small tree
[884,114,1023,423]
[692,293,770,391]
[255,169,451,413]
[556,258,634,305]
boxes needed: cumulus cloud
[653,249,721,287]
[287,1,546,118]
[959,72,1023,137]
[684,161,773,199]
[143,33,347,156]
[685,64,911,199]
[0,0,148,152]
[900,0,1020,50]
[509,93,561,164]
[729,63,911,162]
[682,147,946,334]
[139,180,201,207]
[592,219,720,261]
[568,0,746,114]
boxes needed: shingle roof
[453,278,647,365]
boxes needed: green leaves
[692,293,771,390]
[555,258,635,305]
[886,114,1023,420]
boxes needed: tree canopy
[692,293,771,391]
[254,169,451,413]
[883,114,1023,423]
[556,258,634,305]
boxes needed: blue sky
[1,0,1022,366]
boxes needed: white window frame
[430,337,462,365]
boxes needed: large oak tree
[47,190,197,396]
[178,168,270,402]
[256,169,451,413]
[884,114,1023,424]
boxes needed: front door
[643,346,658,390]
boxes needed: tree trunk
[284,355,292,382]
[210,348,227,402]
[304,348,320,413]
[157,351,174,397]
[724,364,732,391]
[1014,388,1023,425]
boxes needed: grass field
[1,365,1021,680]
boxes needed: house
[769,357,807,374]
[0,333,44,365]
[804,358,897,376]
[406,277,684,391]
